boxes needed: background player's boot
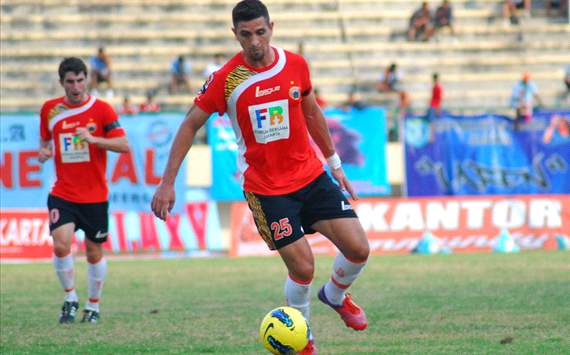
[59,301,79,324]
[81,309,100,324]
[318,286,368,330]
[298,339,316,355]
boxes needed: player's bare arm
[74,127,129,153]
[302,92,358,200]
[151,105,210,221]
[38,139,53,163]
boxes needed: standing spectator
[90,47,113,98]
[376,63,401,93]
[139,93,161,113]
[545,0,568,17]
[119,96,137,115]
[434,0,454,36]
[428,73,443,118]
[510,72,542,130]
[39,57,129,324]
[203,53,225,78]
[408,2,434,41]
[169,55,192,94]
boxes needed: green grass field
[1,251,569,354]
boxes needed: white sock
[86,258,107,312]
[324,253,367,306]
[284,274,312,322]
[53,254,78,302]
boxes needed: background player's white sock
[86,258,107,312]
[324,253,367,306]
[53,253,77,302]
[284,274,312,322]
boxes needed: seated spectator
[139,93,161,113]
[169,55,192,94]
[433,0,454,35]
[314,87,328,109]
[341,91,366,111]
[377,63,401,93]
[428,73,443,118]
[119,96,137,115]
[510,72,542,130]
[90,47,113,98]
[203,53,225,78]
[503,0,530,26]
[408,2,434,41]
[545,0,568,17]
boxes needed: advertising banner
[208,107,389,201]
[0,113,187,212]
[404,111,570,196]
[0,202,222,260]
[230,195,569,256]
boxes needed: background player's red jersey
[195,47,324,195]
[40,95,125,203]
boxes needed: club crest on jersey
[86,122,97,132]
[289,86,301,101]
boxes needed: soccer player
[151,1,369,353]
[39,57,129,324]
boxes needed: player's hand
[151,182,175,221]
[75,127,97,144]
[331,167,359,201]
[38,147,52,163]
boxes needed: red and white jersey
[40,95,125,203]
[195,47,324,195]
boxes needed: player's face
[61,71,87,105]
[233,17,273,66]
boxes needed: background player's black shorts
[244,172,358,251]
[47,194,109,243]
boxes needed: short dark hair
[58,57,88,81]
[433,72,439,80]
[232,0,270,27]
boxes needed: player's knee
[289,261,314,283]
[53,240,71,257]
[85,246,103,264]
[347,241,370,264]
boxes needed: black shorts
[47,194,109,243]
[244,172,358,250]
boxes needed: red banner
[230,195,570,256]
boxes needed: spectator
[90,47,113,98]
[565,64,570,93]
[428,73,443,117]
[545,0,568,17]
[377,63,401,93]
[408,2,434,41]
[510,72,542,130]
[203,53,225,78]
[503,0,530,26]
[139,93,161,113]
[341,91,366,111]
[314,87,328,109]
[543,114,570,144]
[119,96,137,115]
[169,55,192,94]
[433,0,454,36]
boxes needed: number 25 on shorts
[270,218,293,241]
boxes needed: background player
[39,57,129,324]
[151,1,370,353]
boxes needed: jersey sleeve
[194,71,227,115]
[101,102,125,138]
[299,56,313,97]
[39,102,51,141]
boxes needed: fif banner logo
[63,135,86,151]
[248,100,290,144]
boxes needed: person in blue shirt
[89,47,113,97]
[169,55,192,94]
[510,72,543,130]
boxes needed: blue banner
[404,111,570,196]
[1,113,187,211]
[207,107,390,200]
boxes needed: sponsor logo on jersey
[199,72,215,95]
[255,85,280,98]
[59,133,90,163]
[341,201,353,211]
[289,86,301,100]
[248,99,290,144]
[62,121,80,130]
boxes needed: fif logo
[255,106,284,128]
[63,135,86,151]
